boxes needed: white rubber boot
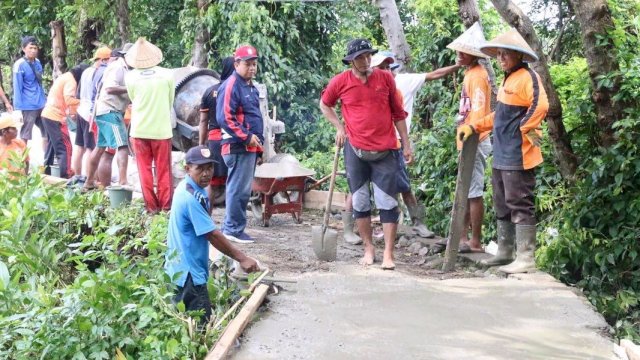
[408,204,434,238]
[481,220,515,267]
[499,224,537,274]
[342,210,362,245]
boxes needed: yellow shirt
[0,139,27,174]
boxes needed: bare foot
[381,250,395,270]
[359,245,375,266]
[469,240,485,253]
[381,258,395,270]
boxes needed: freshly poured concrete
[232,267,615,360]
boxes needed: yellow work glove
[525,131,542,147]
[457,125,474,142]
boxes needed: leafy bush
[0,171,237,358]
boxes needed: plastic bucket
[50,165,61,178]
[106,185,133,208]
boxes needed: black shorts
[74,115,96,149]
[207,139,228,178]
[173,273,212,324]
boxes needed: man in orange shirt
[458,28,549,274]
[41,64,89,178]
[0,113,28,174]
[437,23,493,253]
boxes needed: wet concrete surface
[231,267,615,360]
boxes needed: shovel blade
[311,225,338,261]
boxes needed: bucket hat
[371,51,395,68]
[480,28,538,63]
[342,38,378,65]
[125,38,163,69]
[446,22,489,59]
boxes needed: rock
[418,246,430,257]
[407,242,422,254]
[398,236,410,247]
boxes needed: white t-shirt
[394,73,426,135]
[76,66,96,120]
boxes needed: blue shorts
[344,141,401,223]
[95,112,128,149]
[396,149,411,193]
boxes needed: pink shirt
[322,69,407,151]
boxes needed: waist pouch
[350,142,390,162]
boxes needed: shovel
[311,145,340,261]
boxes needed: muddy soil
[211,207,483,279]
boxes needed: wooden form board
[303,190,347,211]
[443,133,479,272]
[205,284,270,360]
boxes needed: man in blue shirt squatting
[216,45,264,244]
[165,145,260,323]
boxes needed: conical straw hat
[446,22,489,59]
[125,37,163,69]
[480,28,538,63]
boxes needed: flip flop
[381,264,395,270]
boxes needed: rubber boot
[499,224,537,274]
[342,210,362,245]
[407,204,434,238]
[481,220,515,266]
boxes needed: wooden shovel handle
[323,145,341,230]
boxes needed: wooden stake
[442,133,479,272]
[212,269,270,330]
[205,284,270,360]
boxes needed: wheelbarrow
[251,163,315,227]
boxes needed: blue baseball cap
[185,145,218,165]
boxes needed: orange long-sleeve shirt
[456,64,492,151]
[470,64,548,170]
[41,72,80,122]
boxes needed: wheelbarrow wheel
[249,191,263,223]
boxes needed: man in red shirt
[320,38,411,270]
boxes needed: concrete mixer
[170,66,285,160]
[170,67,315,223]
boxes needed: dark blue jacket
[215,71,264,155]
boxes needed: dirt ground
[211,206,487,279]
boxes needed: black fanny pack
[350,142,390,162]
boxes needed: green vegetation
[0,166,240,358]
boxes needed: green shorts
[95,112,128,149]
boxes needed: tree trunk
[50,20,68,80]
[567,0,626,147]
[79,9,104,62]
[490,0,578,178]
[190,0,211,68]
[374,0,411,68]
[456,0,498,106]
[116,0,130,46]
